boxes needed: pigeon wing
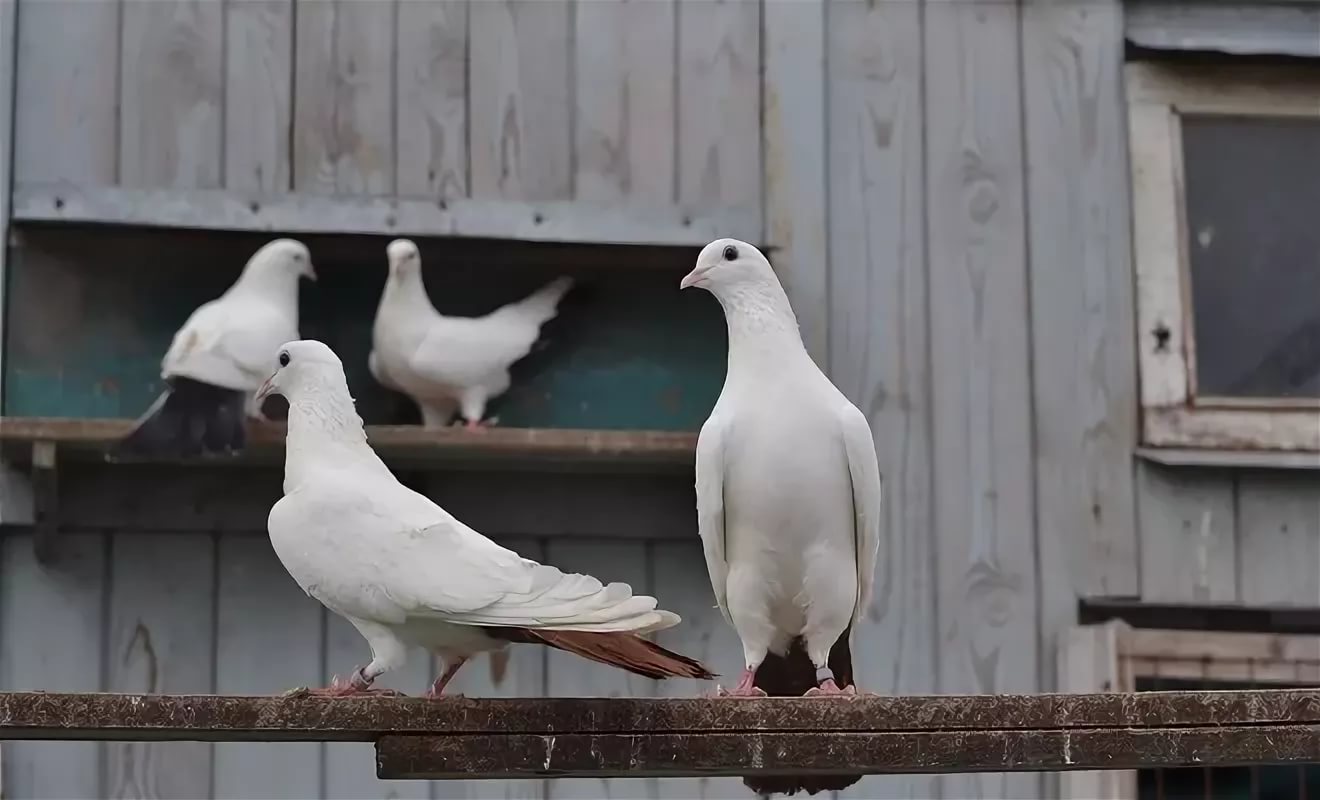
[694,410,733,627]
[836,400,883,626]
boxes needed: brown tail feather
[486,627,716,681]
[743,627,860,796]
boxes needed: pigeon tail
[487,627,715,681]
[742,627,860,797]
[509,276,574,327]
[112,377,247,459]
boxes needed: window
[1126,62,1320,455]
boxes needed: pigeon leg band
[815,666,835,685]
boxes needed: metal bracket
[30,441,58,564]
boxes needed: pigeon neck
[382,268,436,318]
[717,281,808,360]
[283,383,387,485]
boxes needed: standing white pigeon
[113,238,314,459]
[256,339,714,697]
[681,239,881,796]
[369,238,573,429]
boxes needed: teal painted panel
[3,227,727,431]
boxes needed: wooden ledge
[0,417,697,472]
[5,691,1320,778]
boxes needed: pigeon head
[245,238,317,283]
[254,339,351,406]
[680,238,778,296]
[386,238,422,279]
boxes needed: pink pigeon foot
[424,658,469,699]
[804,679,858,697]
[287,667,404,698]
[463,418,490,432]
[711,667,768,698]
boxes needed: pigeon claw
[804,680,858,698]
[711,667,766,698]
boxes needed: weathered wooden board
[13,0,119,185]
[225,0,294,192]
[294,0,396,195]
[396,0,469,202]
[2,228,725,432]
[542,539,657,800]
[119,0,224,189]
[1236,473,1320,606]
[676,0,760,212]
[825,0,937,797]
[432,538,549,800]
[1021,0,1139,694]
[0,533,105,799]
[1136,461,1238,603]
[213,536,323,799]
[924,2,1039,798]
[103,533,215,799]
[574,0,676,205]
[469,0,572,202]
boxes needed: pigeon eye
[279,351,290,367]
[722,245,738,261]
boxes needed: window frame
[1125,61,1320,455]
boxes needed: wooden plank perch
[4,691,1320,779]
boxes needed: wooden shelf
[1135,446,1320,471]
[0,417,697,472]
[12,182,761,249]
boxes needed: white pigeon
[114,238,314,459]
[681,239,881,794]
[369,238,574,429]
[256,339,714,697]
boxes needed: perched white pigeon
[369,238,574,429]
[681,239,881,796]
[114,238,314,459]
[256,339,714,697]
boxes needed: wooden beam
[1079,598,1320,635]
[1126,1,1320,58]
[0,417,697,472]
[11,182,761,249]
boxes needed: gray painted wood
[104,533,216,799]
[118,0,224,189]
[574,0,675,205]
[1236,474,1320,606]
[13,0,119,184]
[395,0,469,202]
[1020,0,1139,695]
[826,0,937,797]
[213,536,322,799]
[0,533,105,799]
[224,0,294,192]
[293,0,396,195]
[469,0,572,202]
[1136,462,1238,603]
[676,0,760,212]
[1126,0,1320,58]
[542,539,655,800]
[925,1,1039,798]
[432,537,549,800]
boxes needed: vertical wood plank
[396,0,469,202]
[826,0,937,797]
[1057,622,1136,800]
[925,1,1039,797]
[1022,0,1139,696]
[1237,474,1320,606]
[651,540,743,800]
[13,0,119,184]
[294,0,396,195]
[104,533,215,799]
[573,0,675,205]
[469,0,572,201]
[0,533,105,799]
[432,537,548,800]
[119,0,224,188]
[213,536,322,799]
[1136,462,1238,602]
[763,0,827,361]
[322,608,431,800]
[543,539,654,800]
[676,0,760,209]
[224,0,294,192]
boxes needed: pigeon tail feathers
[742,627,860,797]
[112,377,247,459]
[488,627,715,681]
[505,276,574,327]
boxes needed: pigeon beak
[679,267,706,291]
[254,373,276,404]
[302,262,317,282]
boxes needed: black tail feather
[112,377,247,459]
[743,627,860,797]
